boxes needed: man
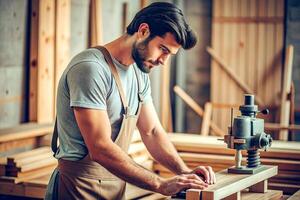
[46,2,216,199]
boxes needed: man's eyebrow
[161,44,176,55]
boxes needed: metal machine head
[224,94,273,174]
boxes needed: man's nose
[158,54,170,66]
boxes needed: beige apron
[52,46,143,200]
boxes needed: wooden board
[186,165,278,200]
[0,123,53,143]
[211,0,284,134]
[54,0,71,116]
[37,0,55,123]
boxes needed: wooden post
[186,189,201,200]
[37,0,55,123]
[223,192,241,200]
[279,45,294,140]
[90,0,102,47]
[201,102,213,136]
[249,180,268,193]
[160,60,173,132]
[29,0,39,122]
[55,0,70,117]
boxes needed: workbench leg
[222,191,241,200]
[249,180,268,193]
[186,189,201,200]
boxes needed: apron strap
[133,65,144,103]
[51,117,58,156]
[94,46,129,113]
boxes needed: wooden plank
[173,86,224,136]
[19,157,56,172]
[194,165,277,200]
[211,0,223,138]
[279,45,294,140]
[167,133,300,162]
[249,180,268,193]
[122,2,128,33]
[265,122,300,131]
[213,17,284,23]
[29,0,39,122]
[160,60,173,132]
[55,0,70,116]
[241,189,282,200]
[0,123,53,143]
[140,0,148,9]
[223,191,241,200]
[89,0,102,46]
[37,0,55,123]
[186,189,201,200]
[7,147,50,161]
[201,102,213,136]
[207,47,263,106]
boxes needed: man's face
[132,32,181,73]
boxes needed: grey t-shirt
[55,48,152,160]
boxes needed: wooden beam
[122,2,128,33]
[0,123,53,143]
[37,0,55,123]
[249,180,268,193]
[187,165,277,200]
[201,102,213,136]
[207,47,263,106]
[29,0,39,121]
[265,122,300,131]
[89,0,102,46]
[55,0,70,117]
[173,86,224,136]
[186,189,201,200]
[279,45,294,140]
[160,60,173,132]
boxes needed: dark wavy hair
[126,2,197,49]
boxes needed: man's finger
[206,166,215,184]
[183,173,206,184]
[195,166,210,184]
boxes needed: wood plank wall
[211,0,284,133]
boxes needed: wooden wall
[0,0,29,128]
[211,0,284,133]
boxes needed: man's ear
[137,23,150,39]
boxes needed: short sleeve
[140,73,152,104]
[66,61,110,110]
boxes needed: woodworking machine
[224,94,273,174]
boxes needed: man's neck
[104,34,136,67]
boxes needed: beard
[132,36,155,74]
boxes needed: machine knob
[260,109,269,115]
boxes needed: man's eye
[160,47,168,54]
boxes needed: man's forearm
[141,127,190,175]
[92,140,162,192]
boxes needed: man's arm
[137,102,216,184]
[74,107,207,195]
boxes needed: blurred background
[0,0,299,141]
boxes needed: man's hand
[157,174,208,196]
[188,166,216,185]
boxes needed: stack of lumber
[0,146,56,184]
[0,129,158,199]
[153,133,300,195]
